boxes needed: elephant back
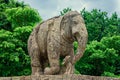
[37,16,63,54]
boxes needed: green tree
[0,0,28,31]
[0,29,32,76]
[81,9,120,42]
[75,36,120,77]
[0,12,12,30]
[81,9,109,42]
[0,0,42,76]
[60,7,72,16]
[101,36,120,75]
[6,7,41,29]
[105,12,120,36]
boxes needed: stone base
[0,75,119,80]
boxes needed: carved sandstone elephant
[28,11,88,75]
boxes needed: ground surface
[0,74,120,80]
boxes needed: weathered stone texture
[28,11,88,75]
[0,75,120,80]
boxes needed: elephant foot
[44,67,52,75]
[32,67,43,76]
[32,72,42,76]
[44,66,60,75]
[64,71,74,74]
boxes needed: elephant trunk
[73,28,88,64]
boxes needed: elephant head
[61,11,88,64]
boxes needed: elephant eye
[73,21,78,24]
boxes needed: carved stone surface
[27,11,88,75]
[0,75,120,80]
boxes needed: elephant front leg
[44,42,60,75]
[44,57,60,75]
[44,54,60,75]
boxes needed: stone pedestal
[0,75,120,80]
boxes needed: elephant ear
[60,11,80,39]
[60,11,80,30]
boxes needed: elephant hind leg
[30,46,43,75]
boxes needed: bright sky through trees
[20,0,120,20]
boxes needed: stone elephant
[27,11,88,75]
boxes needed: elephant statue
[27,11,88,75]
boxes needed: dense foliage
[77,9,120,77]
[81,9,120,42]
[60,7,72,16]
[75,36,120,77]
[0,0,120,78]
[0,0,42,76]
